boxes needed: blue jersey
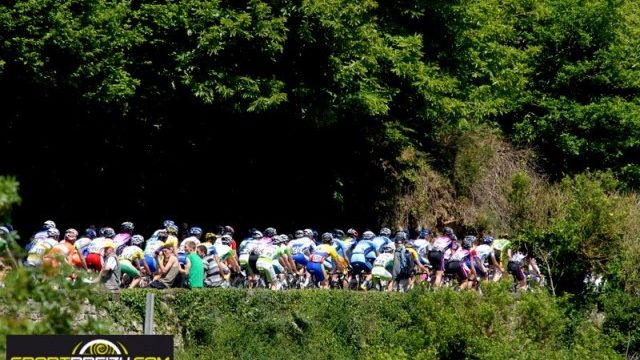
[371,236,391,252]
[333,239,354,258]
[352,240,377,258]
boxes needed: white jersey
[179,236,201,253]
[475,244,494,262]
[144,239,164,256]
[289,237,315,255]
[87,237,107,254]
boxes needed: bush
[104,285,621,359]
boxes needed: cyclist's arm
[490,253,503,272]
[180,257,191,275]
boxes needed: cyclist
[445,236,474,290]
[43,228,80,271]
[349,231,378,290]
[371,228,392,253]
[119,235,149,288]
[74,228,96,270]
[472,235,503,282]
[25,228,59,267]
[114,221,134,255]
[411,228,432,282]
[429,227,457,288]
[492,236,512,281]
[215,234,242,274]
[306,233,347,289]
[288,230,316,287]
[262,227,278,245]
[371,244,396,291]
[508,246,544,291]
[144,230,166,275]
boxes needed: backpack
[393,246,415,279]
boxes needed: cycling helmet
[101,227,116,239]
[0,226,10,236]
[483,235,494,245]
[167,224,179,235]
[347,228,359,239]
[264,227,277,237]
[156,230,168,241]
[252,230,263,239]
[379,227,392,237]
[221,234,232,245]
[312,230,319,240]
[121,221,134,232]
[43,220,56,229]
[333,229,345,240]
[224,225,235,235]
[47,228,60,239]
[419,229,430,238]
[443,227,455,236]
[84,228,97,239]
[382,244,395,253]
[65,228,79,238]
[462,235,476,249]
[189,226,203,237]
[163,219,175,228]
[395,231,408,243]
[205,232,216,242]
[294,230,304,239]
[321,232,333,244]
[131,234,145,246]
[362,231,375,240]
[303,229,314,238]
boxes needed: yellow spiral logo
[75,339,123,355]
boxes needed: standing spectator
[97,241,121,291]
[179,241,204,288]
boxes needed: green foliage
[0,176,20,223]
[518,171,630,294]
[601,289,640,356]
[0,266,112,355]
[103,285,620,360]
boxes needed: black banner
[7,335,173,360]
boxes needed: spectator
[201,245,229,288]
[97,241,121,291]
[149,245,179,289]
[179,241,204,288]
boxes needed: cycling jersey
[371,236,391,252]
[371,253,394,281]
[120,245,144,263]
[74,237,92,256]
[26,238,58,266]
[87,237,107,254]
[113,233,131,248]
[144,239,164,256]
[289,237,315,266]
[333,239,353,259]
[213,243,234,261]
[432,236,453,252]
[306,244,346,282]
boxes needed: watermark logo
[73,339,128,356]
[7,335,173,360]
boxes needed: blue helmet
[483,235,494,245]
[163,219,175,228]
[84,228,97,239]
[420,229,430,238]
[189,227,203,237]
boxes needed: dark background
[1,90,386,241]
